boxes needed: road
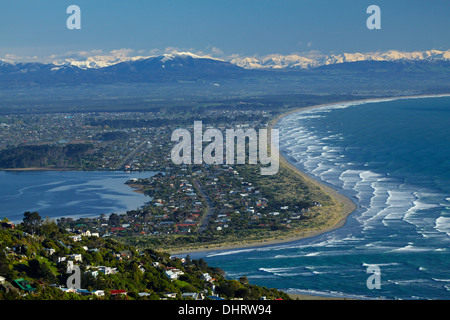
[114,140,149,170]
[194,179,215,233]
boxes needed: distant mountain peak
[50,51,224,71]
[52,55,148,70]
[159,52,221,63]
[0,58,15,66]
[230,49,450,70]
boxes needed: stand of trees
[0,143,94,169]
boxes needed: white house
[164,268,184,280]
[68,254,82,262]
[201,273,212,282]
[81,230,91,237]
[92,290,105,297]
[58,287,77,293]
[69,235,82,242]
[138,292,151,298]
[98,266,117,275]
[44,248,56,256]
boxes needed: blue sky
[1,0,449,61]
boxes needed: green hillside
[0,215,290,300]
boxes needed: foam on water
[185,96,450,300]
[279,100,450,245]
[435,216,450,236]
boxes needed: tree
[109,213,120,226]
[41,217,59,237]
[91,252,103,265]
[0,249,15,280]
[28,259,57,283]
[194,258,208,269]
[23,211,42,235]
[239,276,249,285]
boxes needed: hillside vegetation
[0,215,290,300]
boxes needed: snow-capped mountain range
[1,49,449,72]
[52,52,215,70]
[229,50,450,70]
[51,52,220,71]
[49,49,450,70]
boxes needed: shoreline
[168,92,450,255]
[286,292,356,300]
[126,183,145,194]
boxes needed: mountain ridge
[229,49,450,70]
[1,49,450,91]
[3,49,449,71]
[53,49,450,70]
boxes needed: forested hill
[0,143,93,169]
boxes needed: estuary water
[0,170,154,223]
[185,95,450,300]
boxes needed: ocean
[185,95,450,300]
[0,171,154,223]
